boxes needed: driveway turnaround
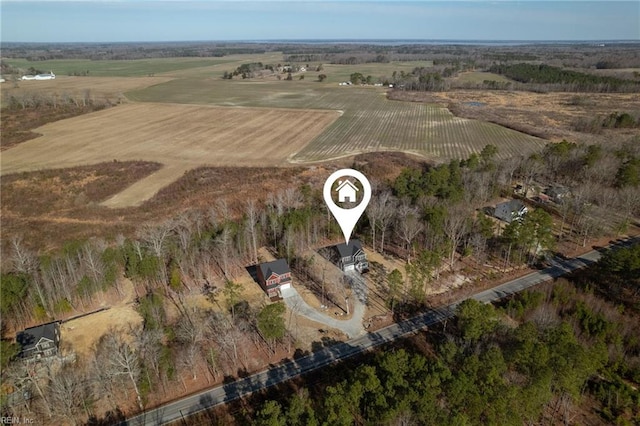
[121,237,637,426]
[281,286,366,338]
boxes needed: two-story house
[494,199,528,223]
[256,259,293,300]
[16,322,60,362]
[335,239,368,272]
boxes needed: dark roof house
[494,199,528,223]
[545,186,571,204]
[16,322,60,361]
[334,239,368,272]
[256,259,293,300]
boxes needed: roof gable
[336,180,359,192]
[259,259,291,279]
[335,239,363,259]
[497,199,525,214]
[17,323,59,351]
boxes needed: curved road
[122,237,637,426]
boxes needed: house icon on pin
[336,179,359,203]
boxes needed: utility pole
[321,264,326,308]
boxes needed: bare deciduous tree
[138,221,173,260]
[10,236,38,274]
[246,200,259,263]
[93,329,144,410]
[443,203,470,268]
[396,201,424,262]
[215,226,234,280]
[367,191,397,253]
[47,367,91,425]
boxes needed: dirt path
[100,163,194,208]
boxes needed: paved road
[122,237,637,426]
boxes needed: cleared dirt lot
[60,279,142,360]
[1,103,340,207]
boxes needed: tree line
[489,63,640,93]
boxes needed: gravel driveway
[281,277,366,338]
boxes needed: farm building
[21,71,55,81]
[334,239,368,273]
[16,322,60,362]
[256,259,293,300]
[494,199,528,223]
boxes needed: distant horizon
[2,38,639,46]
[2,1,638,43]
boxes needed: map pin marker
[323,168,372,245]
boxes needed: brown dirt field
[1,103,340,207]
[61,305,143,360]
[60,279,142,361]
[389,90,640,143]
[0,76,173,104]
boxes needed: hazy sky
[1,1,638,43]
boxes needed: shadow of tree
[87,407,125,425]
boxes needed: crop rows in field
[128,79,547,163]
[292,89,546,162]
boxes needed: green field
[127,78,546,162]
[5,57,237,77]
[320,61,434,83]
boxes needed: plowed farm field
[0,103,340,207]
[129,80,548,163]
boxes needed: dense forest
[489,63,640,92]
[249,246,640,425]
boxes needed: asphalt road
[122,237,637,426]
